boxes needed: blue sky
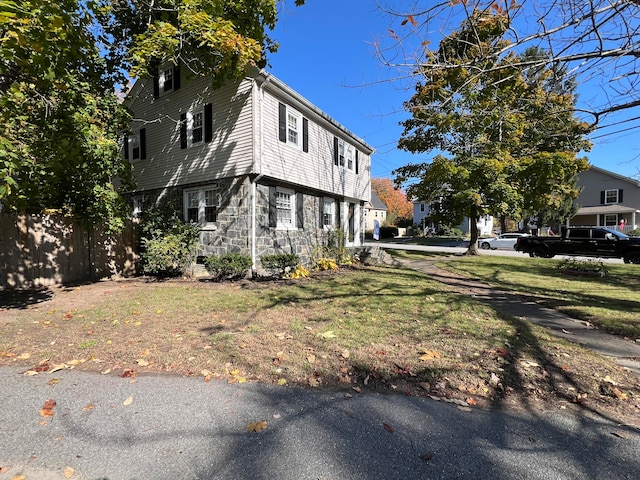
[268,0,640,182]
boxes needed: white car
[478,233,530,250]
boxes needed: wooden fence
[0,214,138,289]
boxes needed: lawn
[1,260,638,425]
[433,255,640,338]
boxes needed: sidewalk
[395,257,640,376]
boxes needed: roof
[575,204,640,215]
[367,190,387,210]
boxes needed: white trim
[158,66,174,96]
[276,187,296,230]
[128,132,141,160]
[604,188,619,204]
[286,107,302,150]
[187,107,204,148]
[184,184,219,228]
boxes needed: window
[276,189,294,227]
[420,204,425,212]
[129,134,140,160]
[184,186,218,225]
[278,103,308,152]
[132,196,144,217]
[161,68,173,92]
[154,65,180,98]
[604,214,618,226]
[125,129,145,161]
[605,189,619,204]
[188,108,204,147]
[334,138,356,171]
[322,198,335,228]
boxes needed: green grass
[434,255,640,338]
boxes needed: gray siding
[576,167,640,208]
[127,74,254,192]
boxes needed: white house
[123,66,373,269]
[412,201,493,236]
[363,190,388,231]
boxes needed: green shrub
[260,253,299,276]
[627,228,640,237]
[556,258,608,277]
[139,205,200,277]
[205,253,252,281]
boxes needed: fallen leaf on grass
[465,397,478,406]
[247,421,267,433]
[136,359,149,367]
[612,387,628,400]
[121,369,136,378]
[419,350,441,361]
[383,422,394,434]
[64,466,75,478]
[317,330,337,339]
[277,378,287,386]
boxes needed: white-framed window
[605,189,619,204]
[276,188,296,229]
[184,185,218,226]
[323,198,335,229]
[132,196,144,217]
[159,67,174,94]
[420,204,425,212]
[128,133,140,160]
[286,109,302,149]
[188,107,204,147]
[337,139,355,170]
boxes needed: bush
[139,205,200,277]
[379,226,398,239]
[205,253,252,281]
[315,258,339,271]
[556,258,607,277]
[260,253,299,276]
[627,228,640,237]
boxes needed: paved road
[366,241,625,264]
[1,367,639,480]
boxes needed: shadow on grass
[0,287,54,309]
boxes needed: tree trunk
[500,215,507,234]
[466,204,479,255]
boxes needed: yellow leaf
[83,404,95,412]
[67,359,84,366]
[136,359,149,367]
[64,466,75,478]
[12,475,27,480]
[278,378,287,386]
[123,396,133,406]
[318,330,337,339]
[156,310,162,314]
[307,355,316,364]
[47,378,61,386]
[247,421,268,432]
[49,363,69,373]
[419,350,441,361]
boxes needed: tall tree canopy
[0,0,132,232]
[377,0,640,131]
[394,10,591,253]
[371,177,413,225]
[0,0,304,231]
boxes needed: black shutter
[336,201,341,229]
[355,150,359,174]
[278,103,287,142]
[333,137,339,166]
[600,214,605,226]
[140,128,146,159]
[153,72,160,99]
[302,118,309,152]
[204,103,213,143]
[319,197,324,227]
[180,113,187,149]
[269,186,277,227]
[619,189,623,203]
[296,192,304,228]
[173,65,181,91]
[123,134,129,160]
[600,191,605,204]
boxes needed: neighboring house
[123,66,373,270]
[364,190,388,231]
[412,201,494,236]
[572,165,640,232]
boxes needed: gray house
[123,66,373,269]
[572,165,640,232]
[364,190,387,231]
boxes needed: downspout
[251,72,271,272]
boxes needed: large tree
[371,177,413,225]
[0,0,133,232]
[377,0,640,130]
[0,0,304,231]
[393,10,591,253]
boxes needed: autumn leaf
[465,397,478,406]
[123,396,133,406]
[64,466,75,478]
[83,404,95,411]
[136,359,149,367]
[40,398,56,417]
[121,369,136,378]
[383,422,394,434]
[247,421,267,433]
[419,350,441,361]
